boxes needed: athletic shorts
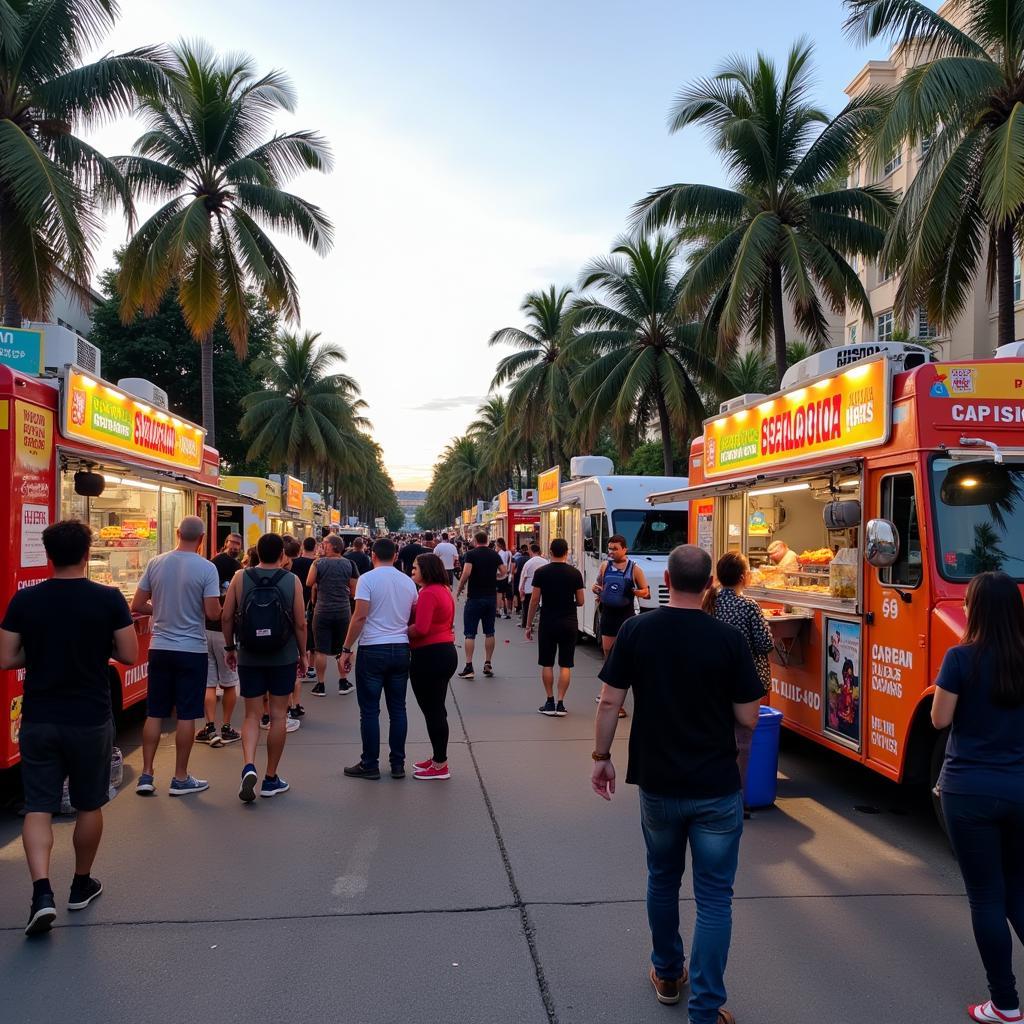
[19,719,115,813]
[463,596,497,638]
[206,629,239,686]
[496,578,512,597]
[313,613,350,656]
[238,663,299,699]
[538,617,578,668]
[599,605,636,639]
[147,649,207,720]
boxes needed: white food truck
[534,456,689,638]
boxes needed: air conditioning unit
[117,377,168,410]
[780,343,933,389]
[995,341,1024,359]
[521,488,536,503]
[31,321,101,377]
[570,455,614,479]
[719,392,769,415]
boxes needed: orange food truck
[649,342,1024,808]
[0,362,256,768]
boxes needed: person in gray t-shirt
[306,535,359,695]
[131,516,222,797]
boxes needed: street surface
[0,613,1019,1024]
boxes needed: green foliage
[623,440,686,476]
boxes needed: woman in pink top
[408,553,458,780]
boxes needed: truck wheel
[929,727,950,834]
[592,607,601,643]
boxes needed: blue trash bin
[744,705,783,808]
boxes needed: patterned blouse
[711,587,774,694]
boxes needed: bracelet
[341,647,353,655]
[591,751,611,761]
[223,644,237,652]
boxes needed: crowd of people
[1,518,1022,1024]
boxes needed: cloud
[412,395,483,412]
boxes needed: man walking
[456,531,506,679]
[288,537,317,682]
[495,537,514,619]
[131,516,222,797]
[397,533,427,576]
[592,545,762,1020]
[518,542,547,629]
[198,532,243,746]
[0,521,138,936]
[338,538,417,780]
[346,536,373,576]
[433,532,460,587]
[307,534,359,696]
[526,538,584,717]
[222,532,307,801]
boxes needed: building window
[920,134,933,158]
[877,310,894,342]
[883,151,903,176]
[1015,255,1021,303]
[848,324,857,344]
[916,307,937,339]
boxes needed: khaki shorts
[206,629,239,687]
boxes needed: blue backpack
[600,559,635,609]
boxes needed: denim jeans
[355,644,410,771]
[942,791,1024,1010]
[639,788,744,1024]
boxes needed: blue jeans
[639,789,743,1024]
[355,644,410,771]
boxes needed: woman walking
[408,553,458,781]
[932,571,1024,1024]
[703,551,773,807]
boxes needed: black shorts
[538,617,578,668]
[238,663,298,699]
[497,578,512,597]
[20,719,115,813]
[147,648,207,720]
[599,605,635,638]
[313,613,350,656]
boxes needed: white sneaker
[285,718,300,733]
[969,1001,1023,1023]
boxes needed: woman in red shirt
[408,553,458,780]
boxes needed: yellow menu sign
[703,358,890,479]
[330,508,341,526]
[284,475,304,511]
[537,467,560,505]
[63,368,205,472]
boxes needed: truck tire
[929,726,950,833]
[592,606,601,643]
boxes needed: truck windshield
[612,510,688,555]
[931,458,1024,581]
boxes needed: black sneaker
[220,724,241,744]
[338,679,354,695]
[482,662,494,678]
[555,701,567,717]
[67,876,103,911]
[311,681,326,696]
[538,698,557,716]
[25,892,56,936]
[457,665,475,680]
[391,764,405,779]
[344,762,381,780]
[288,706,303,721]
[196,722,221,746]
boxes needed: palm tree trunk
[655,387,674,477]
[525,438,533,489]
[0,198,22,327]
[997,221,1016,349]
[770,260,787,386]
[546,437,555,469]
[200,335,216,445]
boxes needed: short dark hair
[302,536,316,552]
[550,538,568,558]
[715,550,749,588]
[667,544,712,594]
[495,537,506,549]
[324,534,345,554]
[474,531,488,545]
[529,542,541,554]
[283,538,301,558]
[257,532,285,564]
[608,534,628,548]
[423,531,434,542]
[414,552,448,586]
[43,519,92,568]
[373,537,397,562]
[441,533,449,541]
[352,537,364,549]
[519,544,528,554]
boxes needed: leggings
[942,791,1024,1010]
[409,642,458,763]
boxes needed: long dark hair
[702,551,749,614]
[963,571,1024,708]
[414,552,449,587]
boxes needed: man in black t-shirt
[591,544,761,1015]
[397,535,427,575]
[346,536,372,576]
[455,531,506,679]
[200,532,243,745]
[0,521,138,937]
[526,538,584,717]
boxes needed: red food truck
[0,363,256,768]
[649,343,1024,809]
[488,489,539,549]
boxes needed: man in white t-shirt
[339,538,418,781]
[519,542,548,629]
[433,533,460,587]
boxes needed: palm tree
[844,0,1024,346]
[238,331,367,481]
[568,235,718,477]
[0,0,167,324]
[489,285,575,471]
[635,39,894,383]
[116,40,333,442]
[722,349,777,400]
[468,395,518,490]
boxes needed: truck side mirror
[865,519,900,568]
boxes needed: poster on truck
[824,618,861,747]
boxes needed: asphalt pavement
[0,611,1019,1024]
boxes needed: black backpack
[238,569,294,654]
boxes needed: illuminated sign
[924,362,1024,423]
[498,489,509,514]
[284,475,304,511]
[330,508,341,526]
[62,368,205,472]
[703,358,890,478]
[0,325,42,376]
[537,466,560,505]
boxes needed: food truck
[649,342,1024,805]
[534,457,689,639]
[488,489,539,549]
[1,362,256,768]
[218,476,277,550]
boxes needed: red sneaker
[969,1001,1023,1023]
[413,763,451,781]
[413,758,433,771]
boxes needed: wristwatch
[224,644,237,652]
[591,751,611,761]
[341,646,353,655]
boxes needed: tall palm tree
[116,40,333,442]
[238,331,367,480]
[489,285,575,471]
[0,0,167,324]
[634,39,894,383]
[844,0,1024,346]
[568,235,718,477]
[468,395,518,490]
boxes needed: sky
[84,0,897,489]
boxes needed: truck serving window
[612,510,687,554]
[880,474,922,587]
[931,458,1024,581]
